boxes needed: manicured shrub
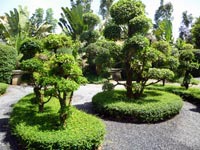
[92,90,183,123]
[10,94,105,150]
[0,43,17,83]
[19,38,42,61]
[0,83,8,95]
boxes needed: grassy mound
[92,90,183,123]
[0,83,8,95]
[10,94,105,150]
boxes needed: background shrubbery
[0,43,17,84]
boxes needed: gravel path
[1,84,200,150]
[0,85,33,150]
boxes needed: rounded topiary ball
[110,0,145,25]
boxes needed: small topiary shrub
[10,94,105,150]
[0,83,8,95]
[92,90,183,123]
[0,43,17,83]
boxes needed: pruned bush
[0,43,17,83]
[10,94,105,150]
[0,83,8,95]
[19,38,42,61]
[92,90,183,123]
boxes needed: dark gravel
[1,84,200,150]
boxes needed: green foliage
[84,40,122,76]
[148,68,174,80]
[129,15,152,35]
[0,83,8,95]
[0,43,17,83]
[154,1,173,27]
[123,34,149,52]
[83,13,100,30]
[191,17,200,48]
[103,24,121,41]
[59,5,87,40]
[80,30,100,45]
[19,38,42,61]
[92,90,183,122]
[147,84,200,104]
[43,34,73,53]
[102,81,114,91]
[110,0,145,25]
[10,94,105,150]
[154,19,173,42]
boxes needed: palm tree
[59,4,87,40]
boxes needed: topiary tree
[179,50,199,89]
[110,0,174,98]
[21,53,50,112]
[46,54,87,128]
[0,43,17,83]
[152,41,179,85]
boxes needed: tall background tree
[179,11,193,43]
[70,0,93,13]
[99,0,114,21]
[29,8,57,37]
[154,0,173,42]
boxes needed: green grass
[147,84,200,104]
[174,77,200,85]
[10,94,105,150]
[0,83,8,95]
[92,90,183,123]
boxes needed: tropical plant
[59,4,87,40]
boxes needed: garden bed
[92,90,183,123]
[10,94,105,150]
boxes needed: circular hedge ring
[92,90,183,123]
[10,94,105,150]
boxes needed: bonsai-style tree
[47,54,87,128]
[21,53,50,112]
[179,50,199,89]
[110,0,174,98]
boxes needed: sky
[0,0,200,39]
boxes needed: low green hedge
[92,90,183,123]
[0,83,8,95]
[147,84,200,104]
[10,94,105,150]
